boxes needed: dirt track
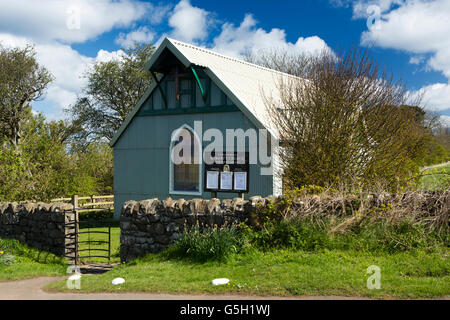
[0,277,371,300]
[421,161,450,171]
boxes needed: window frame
[169,124,203,196]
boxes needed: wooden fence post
[72,195,78,209]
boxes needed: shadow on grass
[0,238,66,265]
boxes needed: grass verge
[421,164,450,191]
[45,248,449,299]
[0,238,67,281]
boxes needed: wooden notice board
[204,151,249,194]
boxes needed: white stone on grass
[68,274,81,281]
[111,278,125,285]
[211,278,229,286]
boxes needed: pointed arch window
[169,124,202,195]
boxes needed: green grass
[421,164,450,191]
[2,212,449,299]
[0,238,67,281]
[0,222,119,281]
[45,248,450,299]
[77,224,120,264]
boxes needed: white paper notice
[234,172,247,191]
[206,171,219,190]
[220,172,233,190]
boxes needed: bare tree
[259,48,427,191]
[0,45,53,148]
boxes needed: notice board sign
[204,151,249,193]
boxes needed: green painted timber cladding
[113,111,274,219]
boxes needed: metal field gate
[64,210,111,265]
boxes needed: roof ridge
[166,37,302,80]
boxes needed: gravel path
[0,277,370,300]
[421,161,450,171]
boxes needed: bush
[165,226,246,262]
[0,239,16,266]
[0,250,15,266]
[246,188,449,251]
[79,210,114,222]
[0,238,64,265]
[244,217,448,254]
[245,219,329,251]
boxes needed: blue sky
[0,0,449,124]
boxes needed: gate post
[74,209,79,266]
[72,195,78,209]
[71,195,79,265]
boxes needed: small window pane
[172,129,200,192]
[211,82,222,106]
[196,79,207,107]
[180,80,191,108]
[167,81,177,109]
[181,79,190,91]
[153,90,163,110]
[174,164,199,192]
[181,95,190,108]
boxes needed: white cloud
[0,0,335,120]
[115,26,156,48]
[409,55,425,65]
[0,0,145,120]
[168,0,210,43]
[413,83,450,112]
[330,0,405,18]
[95,49,126,63]
[0,0,153,44]
[352,0,404,18]
[440,115,450,127]
[339,0,450,115]
[0,33,126,119]
[212,14,332,59]
[360,0,450,77]
[146,4,173,25]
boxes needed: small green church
[110,38,293,219]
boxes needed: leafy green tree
[0,111,114,202]
[0,45,53,149]
[67,42,155,142]
[71,142,113,195]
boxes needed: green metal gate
[64,210,111,265]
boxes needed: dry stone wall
[120,192,449,262]
[0,202,75,256]
[120,197,272,262]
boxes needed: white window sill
[169,190,202,196]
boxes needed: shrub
[79,210,115,225]
[0,241,16,267]
[0,252,15,266]
[244,216,448,254]
[165,226,246,262]
[244,189,449,253]
[245,219,329,251]
[0,238,64,265]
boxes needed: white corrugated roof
[111,37,303,146]
[167,38,306,138]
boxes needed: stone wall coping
[120,196,278,217]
